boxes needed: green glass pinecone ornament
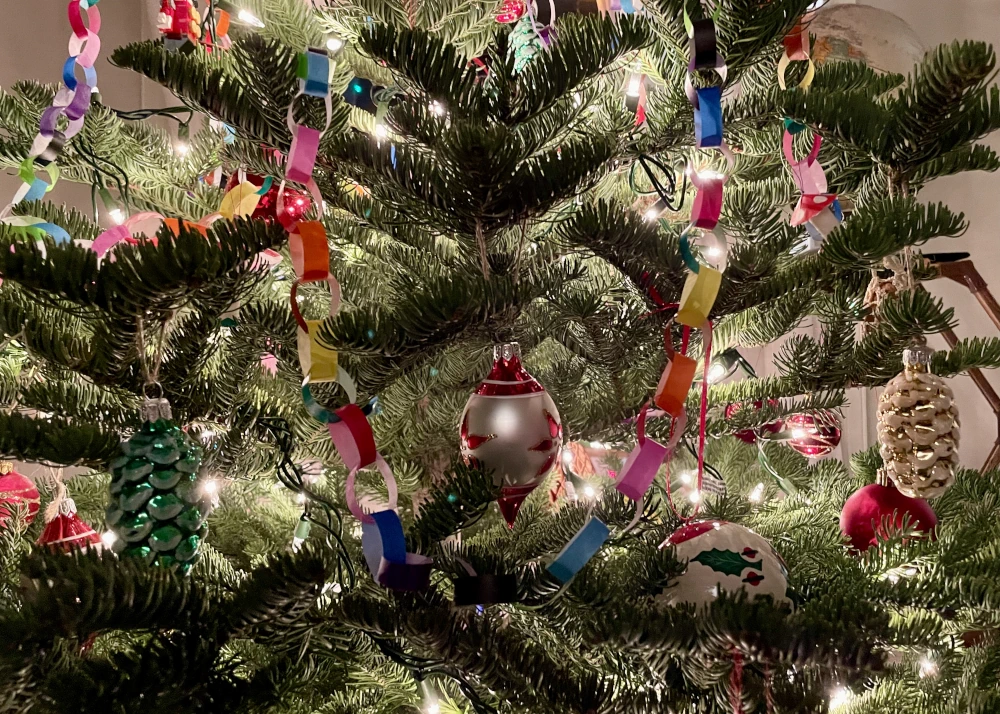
[105,397,212,575]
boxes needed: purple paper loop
[361,510,433,591]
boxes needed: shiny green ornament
[106,398,212,575]
[509,16,553,74]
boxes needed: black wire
[683,440,726,492]
[637,154,688,213]
[112,105,195,126]
[259,417,356,589]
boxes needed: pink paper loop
[616,438,669,501]
[783,130,827,195]
[286,125,321,185]
[92,225,130,258]
[345,455,399,524]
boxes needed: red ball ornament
[37,498,102,553]
[496,0,526,23]
[725,399,783,444]
[460,343,562,528]
[0,463,40,526]
[785,412,841,457]
[223,173,312,223]
[840,483,936,552]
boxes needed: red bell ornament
[37,498,102,552]
[0,462,40,527]
[460,343,562,527]
[785,411,841,457]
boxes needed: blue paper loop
[547,517,610,584]
[301,50,331,98]
[361,510,433,591]
[23,179,49,203]
[62,56,78,90]
[694,86,723,148]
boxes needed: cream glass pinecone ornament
[877,337,960,498]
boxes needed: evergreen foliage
[0,0,997,712]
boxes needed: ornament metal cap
[902,335,934,371]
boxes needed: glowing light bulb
[919,656,938,678]
[679,471,693,485]
[573,92,582,107]
[296,492,308,505]
[689,490,701,504]
[100,531,118,549]
[426,704,440,714]
[108,208,125,225]
[326,37,344,52]
[626,73,642,97]
[374,124,388,139]
[174,142,190,157]
[237,9,265,27]
[748,482,765,503]
[583,486,596,499]
[706,246,722,258]
[201,479,219,497]
[828,687,852,710]
[428,100,446,116]
[706,362,728,384]
[791,428,807,439]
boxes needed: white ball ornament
[657,521,790,609]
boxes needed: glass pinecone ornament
[106,398,212,574]
[460,343,562,527]
[877,336,960,499]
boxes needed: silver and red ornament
[785,411,841,457]
[0,462,40,527]
[460,343,562,527]
[37,497,101,552]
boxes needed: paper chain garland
[157,0,231,53]
[0,0,103,243]
[777,6,818,91]
[783,122,843,253]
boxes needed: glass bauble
[460,343,562,527]
[657,520,790,609]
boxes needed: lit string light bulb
[326,36,344,52]
[428,100,446,116]
[237,9,265,27]
[688,490,702,504]
[292,515,311,551]
[828,686,852,710]
[174,141,190,157]
[108,208,125,225]
[625,72,642,98]
[748,482,765,503]
[583,485,596,499]
[100,530,118,549]
[919,655,938,679]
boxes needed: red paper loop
[328,403,377,471]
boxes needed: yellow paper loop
[677,267,721,328]
[219,181,263,220]
[297,320,340,382]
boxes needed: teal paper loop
[783,117,807,135]
[679,231,701,274]
[302,382,334,423]
[255,176,274,196]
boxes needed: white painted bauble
[657,521,790,609]
[811,4,926,77]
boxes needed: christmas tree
[0,0,999,711]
